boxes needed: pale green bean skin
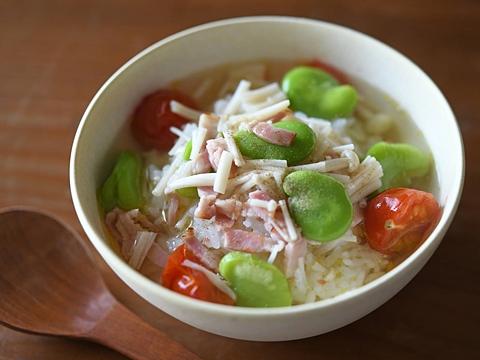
[234,118,316,165]
[99,151,144,212]
[283,170,353,242]
[282,66,357,120]
[368,142,431,192]
[219,252,292,308]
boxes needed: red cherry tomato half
[364,188,441,256]
[162,245,235,305]
[131,89,197,151]
[306,59,350,84]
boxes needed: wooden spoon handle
[86,302,201,360]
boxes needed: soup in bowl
[70,16,463,341]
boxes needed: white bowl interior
[70,17,463,341]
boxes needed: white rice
[290,241,388,304]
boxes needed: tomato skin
[162,245,234,305]
[131,89,196,151]
[364,188,441,256]
[306,59,350,84]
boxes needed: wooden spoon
[0,208,201,360]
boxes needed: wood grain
[0,0,479,359]
[0,210,200,360]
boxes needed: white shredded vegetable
[279,200,298,242]
[244,83,281,101]
[228,99,290,126]
[152,155,184,196]
[267,242,285,264]
[213,151,234,194]
[244,159,287,168]
[347,156,383,196]
[248,198,278,213]
[342,149,360,172]
[223,129,245,166]
[169,126,188,140]
[166,173,216,192]
[170,100,202,121]
[222,80,251,115]
[189,127,208,160]
[332,144,355,152]
[289,158,350,172]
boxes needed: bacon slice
[252,122,296,146]
[268,109,292,123]
[194,194,217,219]
[249,189,272,201]
[183,228,221,271]
[223,229,276,253]
[206,138,228,171]
[244,190,289,243]
[206,137,238,178]
[192,150,212,174]
[197,186,216,197]
[194,186,218,220]
[215,199,242,229]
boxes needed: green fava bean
[99,151,144,212]
[176,140,198,199]
[183,139,192,160]
[367,142,430,192]
[283,171,353,242]
[234,119,315,165]
[176,186,199,199]
[219,252,292,307]
[282,66,358,120]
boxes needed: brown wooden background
[1,0,479,359]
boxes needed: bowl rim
[70,15,465,316]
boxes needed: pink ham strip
[215,199,242,229]
[205,137,238,177]
[249,190,271,201]
[197,186,216,197]
[268,109,292,123]
[194,188,241,230]
[194,194,217,219]
[223,229,276,253]
[206,138,228,171]
[183,228,221,272]
[252,122,296,146]
[124,209,159,232]
[284,237,307,278]
[245,190,289,243]
[192,150,212,174]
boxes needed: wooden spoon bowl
[0,208,200,360]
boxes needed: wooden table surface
[1,0,479,359]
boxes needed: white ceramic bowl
[70,16,464,341]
